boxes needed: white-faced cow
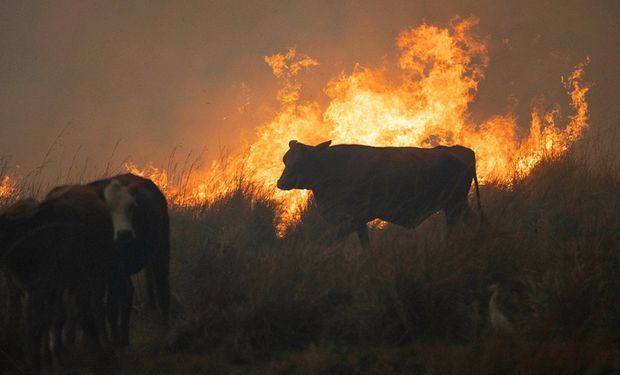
[277,140,482,248]
[0,182,134,369]
[87,173,170,345]
[46,180,138,348]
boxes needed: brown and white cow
[88,173,170,345]
[47,180,138,347]
[0,181,134,369]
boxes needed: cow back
[310,144,476,228]
[2,186,116,291]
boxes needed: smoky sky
[1,0,619,178]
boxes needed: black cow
[0,185,124,369]
[87,173,170,345]
[277,140,482,247]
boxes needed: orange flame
[127,17,589,232]
[265,47,319,104]
[0,176,17,201]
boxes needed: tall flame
[127,17,589,230]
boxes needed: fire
[128,17,590,230]
[123,160,240,207]
[0,176,17,202]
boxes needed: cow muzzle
[115,229,138,261]
[277,177,293,190]
[115,229,136,242]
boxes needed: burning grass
[115,17,590,233]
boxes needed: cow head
[104,180,136,241]
[277,140,331,190]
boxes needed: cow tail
[473,163,485,223]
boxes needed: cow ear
[289,140,299,149]
[315,140,332,150]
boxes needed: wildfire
[128,17,589,230]
[0,176,17,201]
[123,160,240,207]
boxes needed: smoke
[0,0,618,178]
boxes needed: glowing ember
[127,17,590,231]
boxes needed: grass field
[2,142,620,374]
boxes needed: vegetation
[1,145,620,374]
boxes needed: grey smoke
[1,0,618,179]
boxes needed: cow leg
[5,279,23,343]
[445,199,471,228]
[90,281,110,353]
[50,292,67,364]
[106,278,121,344]
[50,326,64,366]
[77,287,99,347]
[40,302,54,368]
[77,284,109,366]
[118,276,134,346]
[29,323,45,371]
[356,224,370,250]
[145,265,158,310]
[152,258,170,328]
[106,271,131,346]
[62,291,80,349]
[24,293,46,370]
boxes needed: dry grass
[2,146,620,373]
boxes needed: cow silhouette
[87,173,170,345]
[277,140,482,247]
[0,182,133,369]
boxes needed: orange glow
[0,17,588,234]
[125,17,590,233]
[122,160,240,207]
[264,47,319,104]
[0,176,16,201]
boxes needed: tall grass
[152,148,620,373]
[2,145,620,373]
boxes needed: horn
[316,140,332,149]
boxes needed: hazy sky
[1,0,619,177]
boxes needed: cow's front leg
[24,293,46,370]
[118,276,134,346]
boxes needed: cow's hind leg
[153,259,170,328]
[77,284,111,367]
[145,265,157,311]
[145,257,170,329]
[445,198,471,228]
